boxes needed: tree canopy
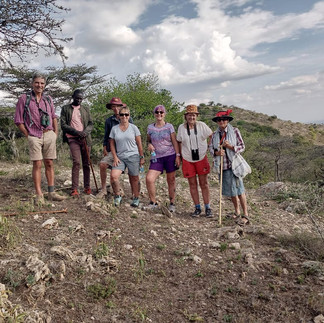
[0,0,71,67]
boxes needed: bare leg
[110,169,122,195]
[188,176,199,205]
[238,193,248,216]
[44,159,54,187]
[146,169,161,203]
[99,162,108,191]
[198,174,210,205]
[32,160,43,196]
[166,171,176,204]
[129,175,140,198]
[231,196,241,215]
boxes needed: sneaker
[70,189,79,197]
[205,208,214,218]
[84,187,92,195]
[35,194,45,205]
[48,191,67,201]
[114,195,122,207]
[96,190,107,199]
[130,197,140,207]
[168,203,176,213]
[143,202,158,211]
[191,207,201,217]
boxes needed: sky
[9,0,324,123]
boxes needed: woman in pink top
[60,89,93,196]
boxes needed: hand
[223,140,233,150]
[140,158,145,165]
[79,131,87,138]
[175,156,181,167]
[147,143,155,153]
[113,158,120,167]
[215,150,225,156]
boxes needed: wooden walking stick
[218,132,226,226]
[83,138,99,193]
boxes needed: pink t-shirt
[66,105,84,138]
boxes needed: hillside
[232,107,324,145]
[0,162,323,322]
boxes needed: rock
[50,246,76,261]
[190,255,202,264]
[208,241,221,249]
[256,182,286,196]
[124,244,133,250]
[150,230,158,237]
[229,242,240,250]
[41,217,58,229]
[314,314,324,323]
[26,256,51,283]
[95,230,111,239]
[64,180,72,186]
[30,283,46,299]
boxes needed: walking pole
[83,138,99,193]
[219,146,224,226]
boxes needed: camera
[191,149,199,161]
[41,113,50,127]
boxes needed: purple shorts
[149,153,178,174]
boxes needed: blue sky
[8,0,324,123]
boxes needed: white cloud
[264,74,320,91]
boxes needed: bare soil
[0,162,324,323]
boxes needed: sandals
[235,215,250,226]
[225,213,240,220]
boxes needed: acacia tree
[0,0,71,66]
[0,64,107,107]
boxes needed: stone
[41,217,58,229]
[26,256,51,283]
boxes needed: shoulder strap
[23,92,33,127]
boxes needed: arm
[60,106,81,137]
[17,124,29,137]
[171,132,181,167]
[52,118,58,136]
[109,138,120,166]
[135,135,145,165]
[147,134,155,153]
[83,108,93,135]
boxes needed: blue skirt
[221,169,245,197]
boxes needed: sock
[195,204,201,210]
[205,204,210,210]
[48,186,54,193]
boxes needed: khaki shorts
[28,130,57,161]
[100,152,114,167]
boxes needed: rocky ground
[0,161,324,323]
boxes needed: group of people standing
[14,73,249,224]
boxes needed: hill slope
[0,162,323,322]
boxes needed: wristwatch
[176,153,181,157]
[140,155,144,159]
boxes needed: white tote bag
[232,153,252,178]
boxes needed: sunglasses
[119,113,129,117]
[217,118,229,122]
[155,111,164,114]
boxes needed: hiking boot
[35,194,45,206]
[96,190,107,199]
[114,195,122,207]
[205,208,214,218]
[84,187,92,195]
[191,207,201,217]
[130,197,140,207]
[168,203,176,213]
[70,189,79,197]
[48,191,67,201]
